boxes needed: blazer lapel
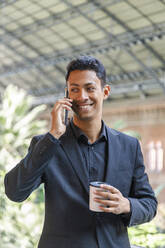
[105,127,121,186]
[60,125,89,194]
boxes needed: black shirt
[70,120,108,183]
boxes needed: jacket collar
[60,123,89,194]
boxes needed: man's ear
[103,85,111,100]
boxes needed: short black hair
[65,55,106,87]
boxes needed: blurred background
[0,0,165,247]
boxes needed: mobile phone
[64,88,69,126]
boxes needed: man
[5,56,157,248]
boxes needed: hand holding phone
[50,89,72,139]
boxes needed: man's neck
[73,117,102,144]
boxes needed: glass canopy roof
[1,0,165,104]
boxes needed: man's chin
[74,112,93,121]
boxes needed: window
[146,141,164,172]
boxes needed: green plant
[128,220,165,248]
[0,85,47,248]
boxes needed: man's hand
[50,98,72,139]
[94,184,130,214]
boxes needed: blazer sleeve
[123,139,158,227]
[4,132,59,202]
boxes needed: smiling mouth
[71,101,94,113]
[77,103,94,109]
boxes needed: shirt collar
[70,119,107,143]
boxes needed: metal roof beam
[0,41,165,80]
[0,0,123,42]
[111,78,165,95]
[1,28,164,76]
[108,67,165,83]
[60,0,165,93]
[2,22,165,53]
[1,19,165,46]
[0,25,64,88]
[92,0,165,64]
[1,0,165,93]
[0,0,17,8]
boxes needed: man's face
[67,70,110,123]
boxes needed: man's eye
[87,87,95,91]
[71,88,79,92]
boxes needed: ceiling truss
[1,0,165,103]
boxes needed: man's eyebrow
[70,82,96,86]
[70,83,79,86]
[85,82,96,86]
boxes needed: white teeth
[77,103,93,111]
[79,105,91,110]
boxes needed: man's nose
[77,89,88,101]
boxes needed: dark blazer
[4,123,157,248]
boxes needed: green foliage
[0,85,46,248]
[128,220,165,248]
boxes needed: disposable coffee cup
[89,181,109,212]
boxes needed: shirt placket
[89,145,98,182]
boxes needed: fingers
[94,190,118,201]
[99,206,118,213]
[94,185,120,200]
[100,184,120,194]
[94,197,119,213]
[52,104,72,113]
[50,98,73,138]
[93,185,123,214]
[51,98,73,114]
[94,195,120,214]
[94,198,118,207]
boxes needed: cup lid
[90,181,107,188]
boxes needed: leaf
[0,85,46,247]
[13,105,46,132]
